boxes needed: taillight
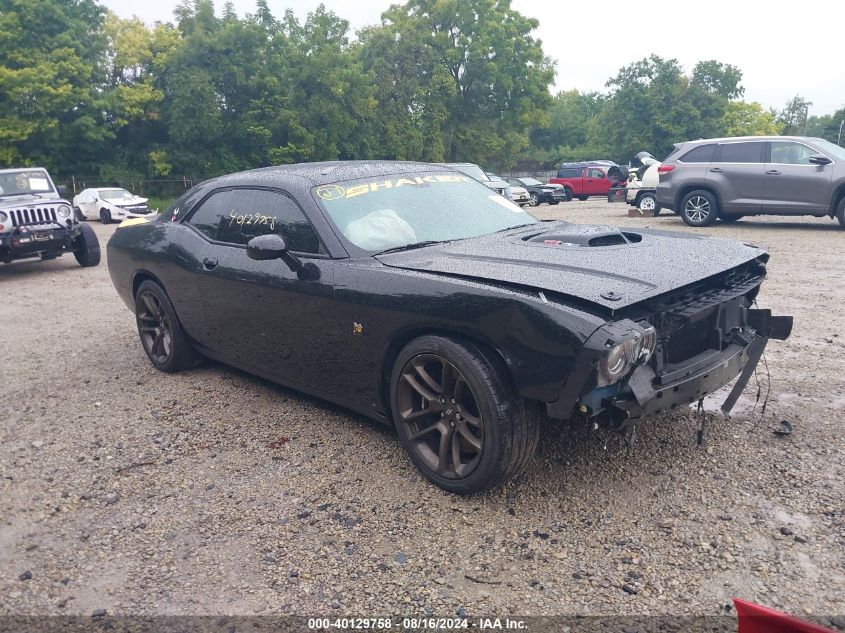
[657,165,675,174]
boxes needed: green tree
[360,0,554,168]
[777,95,812,135]
[0,0,109,171]
[722,101,783,136]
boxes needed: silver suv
[655,136,845,228]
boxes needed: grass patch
[145,197,174,213]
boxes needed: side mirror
[808,154,832,165]
[246,234,288,260]
[57,184,68,197]
[246,233,304,273]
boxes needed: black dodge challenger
[107,161,792,494]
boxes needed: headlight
[596,324,657,387]
[57,204,71,218]
[0,211,7,222]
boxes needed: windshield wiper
[373,240,446,256]
[491,223,536,234]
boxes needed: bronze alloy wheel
[136,290,174,365]
[396,353,484,479]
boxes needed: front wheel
[100,208,112,224]
[529,193,540,207]
[390,336,539,494]
[134,280,200,373]
[637,192,659,215]
[563,188,573,201]
[680,190,719,227]
[73,223,101,267]
[836,197,845,229]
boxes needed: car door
[176,187,342,389]
[78,191,95,217]
[764,140,833,213]
[584,167,607,195]
[707,141,765,213]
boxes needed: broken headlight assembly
[596,325,657,387]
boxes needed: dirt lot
[2,202,844,622]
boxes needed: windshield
[99,188,133,201]
[314,171,537,253]
[442,163,489,182]
[520,177,542,186]
[811,138,845,162]
[0,169,54,197]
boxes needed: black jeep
[0,167,100,266]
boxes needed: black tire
[529,193,540,207]
[390,335,540,494]
[577,195,589,201]
[134,280,200,373]
[719,214,744,223]
[836,197,845,229]
[680,189,719,227]
[563,187,573,201]
[636,192,659,215]
[100,208,112,224]
[73,223,101,267]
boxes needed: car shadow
[0,257,80,281]
[655,215,841,233]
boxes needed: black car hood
[376,222,766,312]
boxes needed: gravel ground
[1,203,844,621]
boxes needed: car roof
[559,161,617,168]
[209,160,455,188]
[0,166,49,174]
[680,135,821,145]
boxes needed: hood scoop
[526,225,643,248]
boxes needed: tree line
[2,0,843,186]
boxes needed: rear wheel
[391,336,539,494]
[637,192,659,215]
[73,223,101,267]
[680,190,719,227]
[836,197,845,229]
[99,208,112,224]
[577,195,589,201]
[134,280,200,373]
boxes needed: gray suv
[656,136,845,228]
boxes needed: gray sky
[100,0,845,117]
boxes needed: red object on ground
[734,598,835,633]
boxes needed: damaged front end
[547,259,793,427]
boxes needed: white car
[625,152,661,212]
[73,188,152,224]
[487,174,531,206]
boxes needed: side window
[559,168,581,178]
[716,142,763,163]
[679,144,716,163]
[770,141,817,165]
[586,168,605,179]
[187,189,324,254]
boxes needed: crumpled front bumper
[547,308,793,422]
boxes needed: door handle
[202,257,218,270]
[765,169,781,175]
[709,167,724,173]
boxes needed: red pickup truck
[549,162,619,200]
